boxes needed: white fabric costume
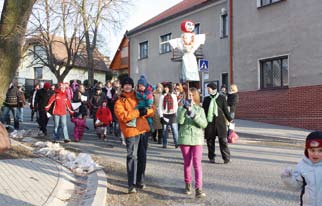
[169,33,205,81]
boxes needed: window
[34,67,43,79]
[260,56,288,89]
[257,0,283,7]
[34,45,46,58]
[194,23,200,34]
[220,9,228,38]
[139,41,148,59]
[160,33,171,54]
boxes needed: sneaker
[185,183,192,195]
[224,159,231,164]
[121,140,126,145]
[195,188,206,198]
[136,183,146,190]
[64,139,71,143]
[52,140,58,144]
[128,186,137,194]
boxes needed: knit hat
[121,76,134,88]
[44,82,51,90]
[304,131,322,158]
[207,82,217,90]
[137,75,148,87]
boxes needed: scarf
[207,92,219,122]
[163,93,174,112]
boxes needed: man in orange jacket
[114,76,155,194]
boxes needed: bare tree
[0,0,36,105]
[74,0,132,86]
[25,0,85,83]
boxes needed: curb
[81,169,107,206]
[10,137,107,206]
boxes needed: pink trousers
[180,145,203,189]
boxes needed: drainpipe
[229,0,233,84]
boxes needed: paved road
[18,108,301,206]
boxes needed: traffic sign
[198,59,208,72]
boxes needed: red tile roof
[128,0,211,35]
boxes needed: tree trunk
[0,0,36,105]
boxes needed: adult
[202,82,232,164]
[1,82,20,129]
[227,84,239,120]
[89,85,106,128]
[102,80,115,134]
[17,86,26,122]
[29,83,39,122]
[177,87,207,198]
[220,84,227,99]
[35,82,51,136]
[114,77,154,194]
[72,84,89,117]
[45,83,74,143]
[159,83,179,148]
[151,83,163,144]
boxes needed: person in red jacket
[45,83,74,143]
[95,100,112,141]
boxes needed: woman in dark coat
[227,84,239,120]
[202,82,232,164]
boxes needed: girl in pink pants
[176,87,208,198]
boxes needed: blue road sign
[199,59,208,72]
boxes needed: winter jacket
[35,88,51,111]
[114,90,154,138]
[45,89,74,116]
[202,94,232,139]
[96,106,113,126]
[227,93,239,113]
[177,105,208,146]
[71,117,87,140]
[4,86,19,107]
[281,157,322,206]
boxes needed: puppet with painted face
[169,20,206,82]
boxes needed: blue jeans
[1,106,19,129]
[53,115,70,140]
[17,107,23,121]
[126,133,149,187]
[162,122,178,147]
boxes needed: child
[95,100,112,141]
[71,114,88,142]
[281,131,322,206]
[126,75,153,130]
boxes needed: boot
[185,183,192,195]
[195,188,206,198]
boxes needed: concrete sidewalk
[235,119,311,142]
[0,140,107,206]
[0,119,312,206]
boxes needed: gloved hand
[161,117,169,124]
[139,108,147,117]
[281,167,292,178]
[187,110,196,119]
[183,99,191,110]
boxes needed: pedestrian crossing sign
[198,59,208,72]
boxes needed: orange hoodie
[114,90,154,138]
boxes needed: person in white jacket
[281,131,322,206]
[158,83,178,148]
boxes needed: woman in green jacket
[177,87,208,198]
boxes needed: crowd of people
[2,77,322,205]
[0,77,242,197]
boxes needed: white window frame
[257,0,284,8]
[139,41,148,59]
[220,8,228,38]
[159,33,172,54]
